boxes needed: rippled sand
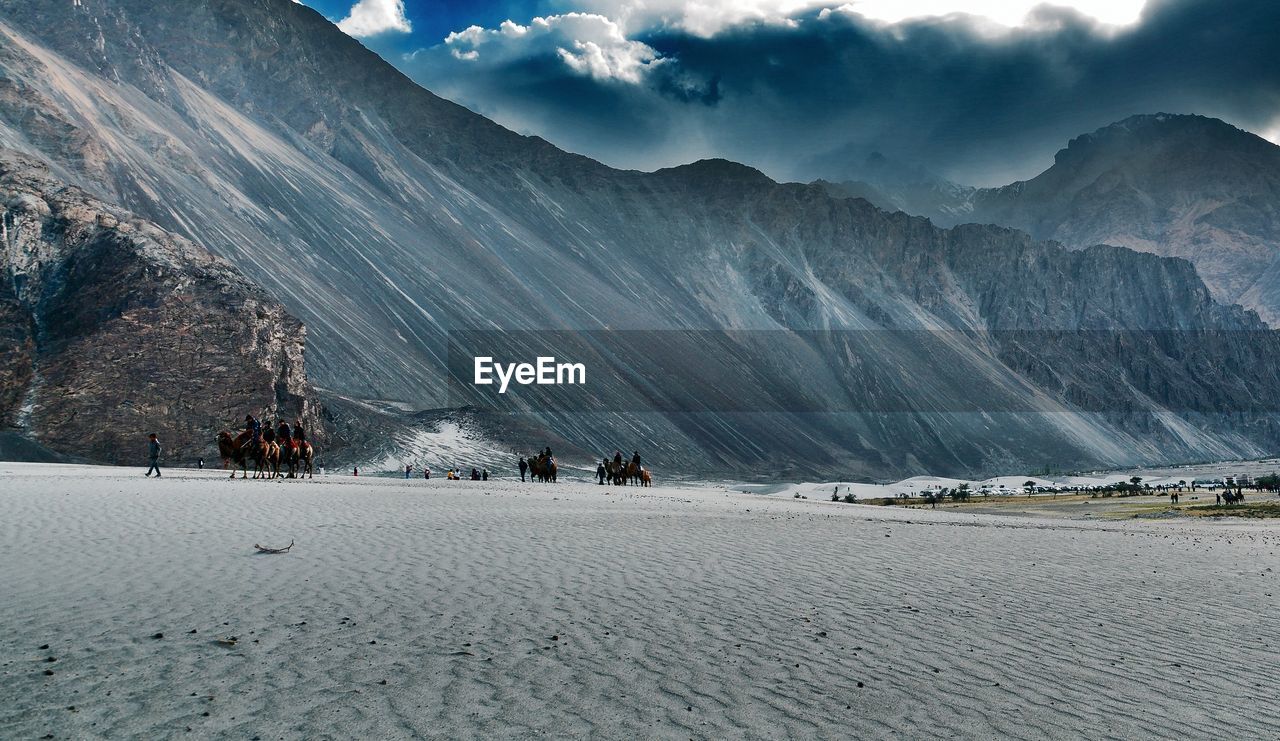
[3,463,1279,739]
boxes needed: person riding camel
[631,451,641,467]
[613,450,623,466]
[245,415,262,446]
[277,419,292,449]
[544,446,553,461]
[293,421,306,444]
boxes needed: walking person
[518,456,528,482]
[145,433,162,477]
[405,463,412,479]
[423,466,431,480]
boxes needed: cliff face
[0,150,320,464]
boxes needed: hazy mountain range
[2,0,1280,478]
[819,114,1280,324]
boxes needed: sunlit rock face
[0,151,321,464]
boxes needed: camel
[626,461,641,485]
[282,438,314,479]
[261,430,283,479]
[280,437,299,478]
[529,455,558,483]
[296,440,315,478]
[267,440,282,478]
[639,468,652,487]
[218,431,236,469]
[219,430,270,479]
[606,459,629,486]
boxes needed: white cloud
[441,13,662,83]
[564,0,819,36]
[557,0,1148,36]
[336,0,412,37]
[841,0,1147,27]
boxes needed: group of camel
[217,428,314,479]
[602,458,652,487]
[1221,489,1247,505]
[525,453,652,486]
[526,453,558,483]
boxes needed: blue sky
[297,1,1280,185]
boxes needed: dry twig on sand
[254,539,294,554]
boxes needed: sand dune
[2,463,1279,738]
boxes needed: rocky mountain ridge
[820,114,1280,324]
[0,1,1278,477]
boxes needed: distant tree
[1129,476,1143,487]
[951,484,971,503]
[843,492,857,503]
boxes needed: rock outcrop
[0,150,320,464]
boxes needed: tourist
[145,433,162,478]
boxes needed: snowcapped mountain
[2,0,1280,478]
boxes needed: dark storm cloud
[399,0,1280,184]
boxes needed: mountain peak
[1057,113,1269,165]
[652,158,774,187]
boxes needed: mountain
[821,115,1280,325]
[974,114,1280,324]
[0,149,321,464]
[1,0,1279,478]
[807,150,980,226]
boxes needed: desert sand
[3,463,1279,739]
